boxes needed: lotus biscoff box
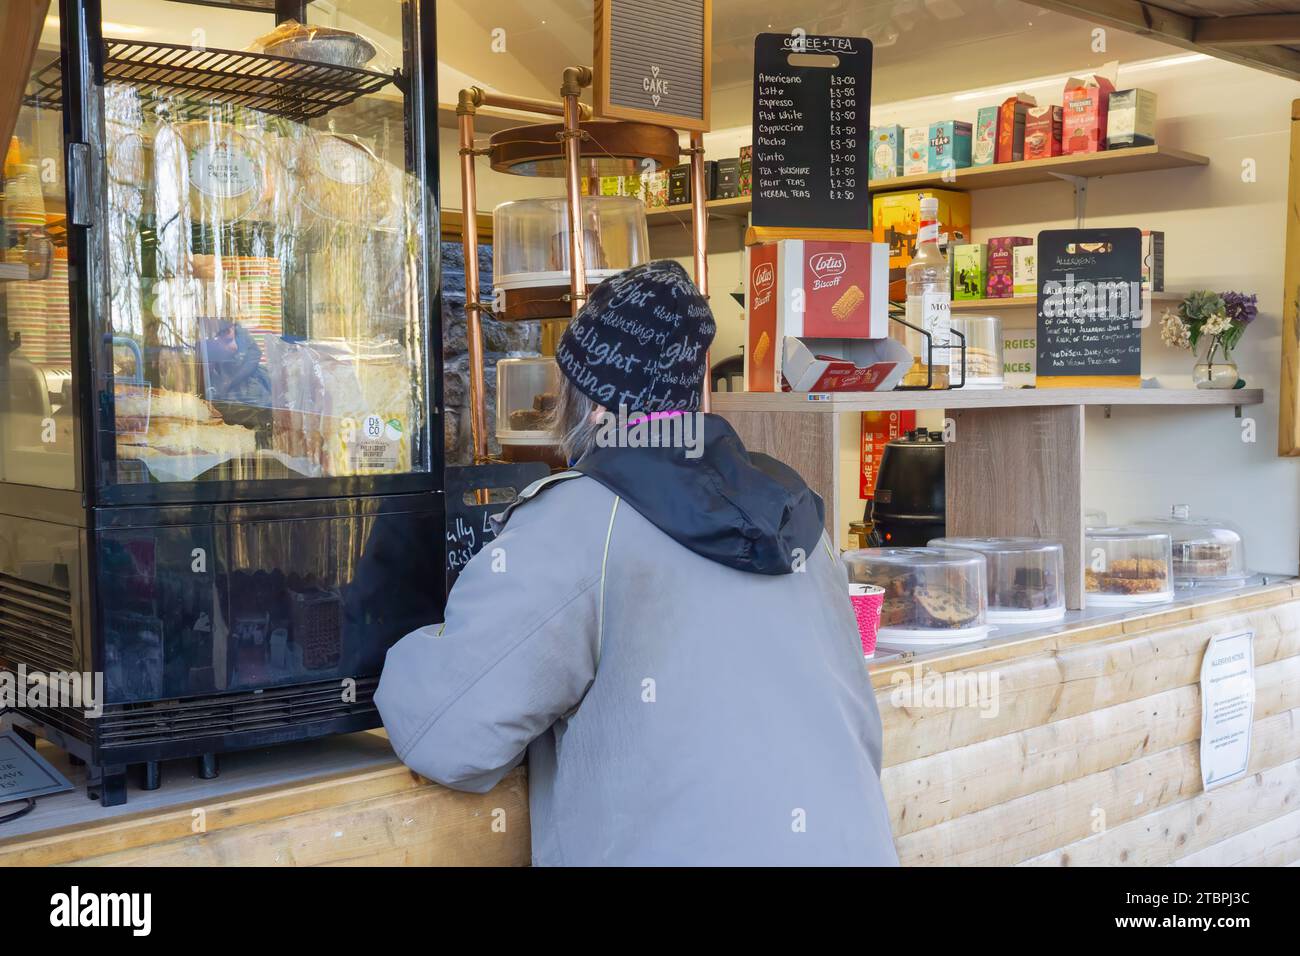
[745,240,890,392]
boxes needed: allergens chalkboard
[1036,227,1144,383]
[445,462,550,591]
[751,32,872,231]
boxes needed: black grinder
[869,428,946,546]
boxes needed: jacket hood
[573,414,825,575]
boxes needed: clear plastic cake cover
[842,547,989,644]
[1131,505,1247,586]
[493,195,649,289]
[496,357,560,444]
[929,536,1065,622]
[950,314,1003,388]
[1084,527,1175,605]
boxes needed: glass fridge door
[1,6,76,491]
[88,0,434,494]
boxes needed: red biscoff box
[744,239,892,391]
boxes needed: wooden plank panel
[878,601,1300,765]
[897,707,1300,866]
[1195,13,1300,45]
[77,775,531,866]
[945,404,1084,607]
[883,653,1300,835]
[0,764,528,867]
[718,408,840,542]
[1281,99,1300,455]
[1172,807,1300,866]
[1033,0,1300,81]
[0,0,49,150]
[1021,750,1300,867]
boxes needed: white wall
[446,53,1300,575]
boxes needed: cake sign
[594,0,711,132]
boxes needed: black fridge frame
[1,0,446,795]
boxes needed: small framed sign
[1036,227,1144,388]
[445,462,550,591]
[594,0,712,132]
[0,730,73,809]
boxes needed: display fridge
[0,0,444,805]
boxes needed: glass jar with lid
[842,547,989,649]
[1131,505,1248,588]
[1084,528,1175,606]
[949,314,1004,389]
[496,357,564,468]
[492,196,649,321]
[930,537,1065,623]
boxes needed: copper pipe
[457,108,489,464]
[561,69,593,321]
[689,131,711,413]
[460,85,592,121]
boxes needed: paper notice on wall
[1003,331,1036,387]
[1199,630,1255,791]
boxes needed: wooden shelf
[870,145,1209,192]
[711,387,1264,414]
[646,146,1207,253]
[951,290,1182,311]
[644,195,753,227]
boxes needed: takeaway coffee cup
[848,583,886,658]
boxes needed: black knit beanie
[554,259,716,414]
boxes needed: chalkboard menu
[751,33,872,231]
[1036,228,1144,387]
[445,462,550,591]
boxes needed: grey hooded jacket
[376,415,898,866]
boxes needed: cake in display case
[1084,528,1175,605]
[1132,505,1248,588]
[496,357,564,468]
[929,537,1066,623]
[492,196,649,321]
[0,0,444,805]
[842,547,990,650]
[949,314,1003,389]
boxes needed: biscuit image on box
[832,284,865,321]
[753,330,771,363]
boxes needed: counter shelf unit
[952,290,1181,312]
[712,387,1263,610]
[645,145,1210,243]
[24,37,399,120]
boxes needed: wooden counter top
[0,731,529,866]
[2,579,1296,866]
[869,577,1300,685]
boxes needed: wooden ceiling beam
[1195,14,1300,47]
[1032,0,1300,82]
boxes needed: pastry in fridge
[113,382,257,464]
[268,337,413,476]
[114,382,221,431]
[117,418,257,460]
